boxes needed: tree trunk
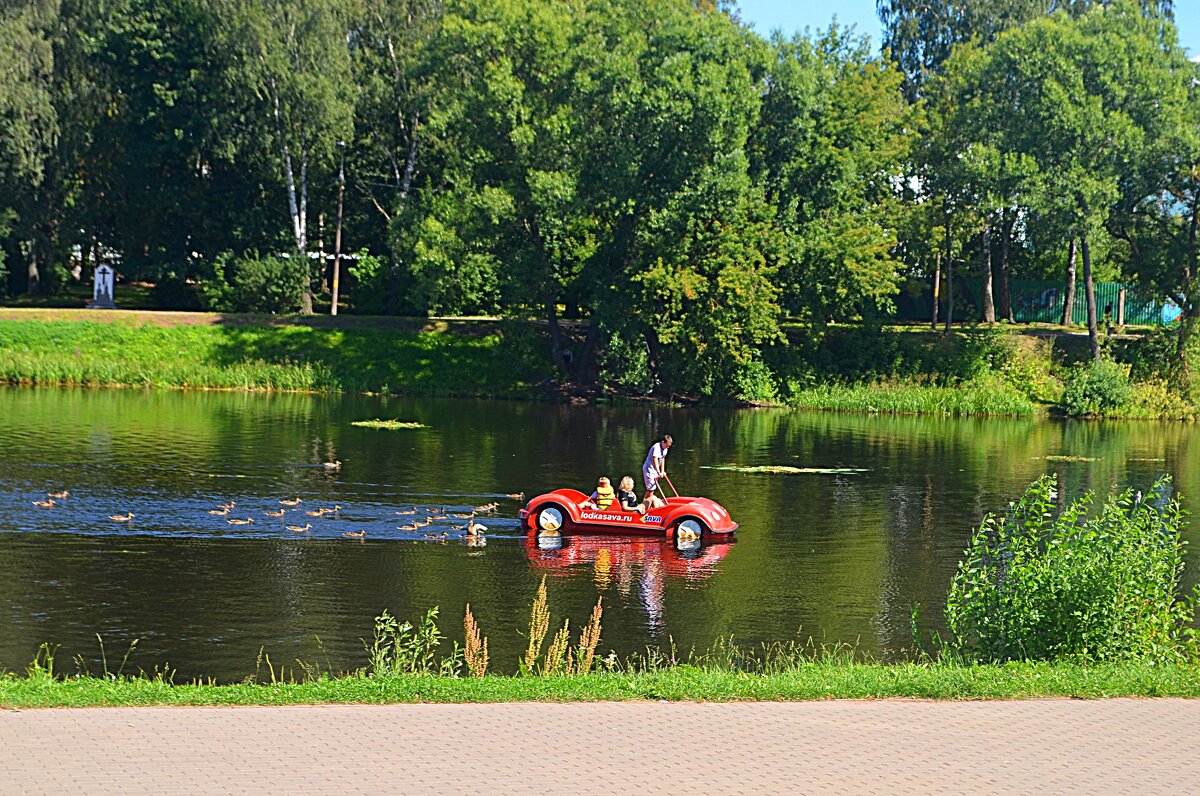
[944,212,954,334]
[1060,239,1077,326]
[980,225,995,323]
[1081,233,1100,362]
[997,211,1014,322]
[547,298,569,377]
[25,249,40,295]
[931,252,941,330]
[573,322,600,385]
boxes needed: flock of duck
[30,487,527,544]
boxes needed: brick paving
[2,700,1198,794]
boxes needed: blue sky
[735,1,1200,58]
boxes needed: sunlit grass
[787,379,1038,417]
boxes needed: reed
[787,377,1037,417]
[521,578,551,675]
[574,597,603,676]
[463,605,488,679]
[542,619,572,676]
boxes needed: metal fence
[892,277,1174,325]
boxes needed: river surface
[0,386,1196,680]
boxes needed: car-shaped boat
[518,489,737,538]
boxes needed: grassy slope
[3,662,1199,706]
[0,315,548,397]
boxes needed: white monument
[89,264,116,309]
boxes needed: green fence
[893,278,1173,325]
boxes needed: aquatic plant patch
[1037,455,1100,462]
[350,419,429,430]
[702,465,869,475]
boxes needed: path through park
[2,699,1198,794]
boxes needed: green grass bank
[0,313,548,397]
[0,311,1190,417]
[3,662,1198,707]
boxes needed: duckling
[109,512,135,522]
[264,509,286,517]
[395,509,416,516]
[226,517,254,526]
[505,492,525,500]
[423,532,448,540]
[472,502,500,512]
[450,512,474,519]
[208,507,230,516]
[342,529,366,539]
[398,523,419,531]
[323,460,342,471]
[286,523,312,532]
[218,500,236,510]
[32,498,55,508]
[320,505,341,515]
[279,498,302,506]
[48,490,69,499]
[305,510,325,517]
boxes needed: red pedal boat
[518,489,738,538]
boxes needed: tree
[752,27,913,328]
[0,0,59,294]
[225,0,357,314]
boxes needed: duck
[48,490,69,499]
[218,500,236,510]
[305,510,325,517]
[226,517,254,526]
[32,498,55,508]
[395,509,416,516]
[505,492,525,500]
[464,518,487,538]
[286,523,312,532]
[109,512,135,522]
[264,509,285,517]
[279,498,302,506]
[423,532,448,540]
[323,460,342,471]
[208,507,230,516]
[450,512,474,519]
[342,529,366,539]
[472,502,500,512]
[398,523,419,531]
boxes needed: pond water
[0,386,1195,681]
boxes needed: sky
[735,1,1200,58]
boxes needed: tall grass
[0,319,546,397]
[944,475,1197,664]
[787,376,1038,417]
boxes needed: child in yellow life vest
[582,476,616,511]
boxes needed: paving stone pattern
[2,699,1198,795]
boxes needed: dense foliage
[945,475,1197,664]
[1,0,1197,400]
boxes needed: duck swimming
[110,512,134,522]
[264,509,285,517]
[342,529,366,539]
[32,498,55,508]
[48,491,69,499]
[208,507,230,516]
[286,523,312,532]
[226,517,254,525]
[279,498,302,506]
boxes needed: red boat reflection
[525,531,733,585]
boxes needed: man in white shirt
[642,434,672,508]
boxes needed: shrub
[944,475,1197,664]
[1060,359,1133,416]
[150,275,202,310]
[199,252,308,314]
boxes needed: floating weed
[1038,455,1100,462]
[350,419,429,430]
[703,465,869,475]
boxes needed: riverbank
[0,310,1189,417]
[4,661,1199,707]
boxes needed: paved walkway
[2,700,1198,794]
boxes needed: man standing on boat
[642,434,672,508]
